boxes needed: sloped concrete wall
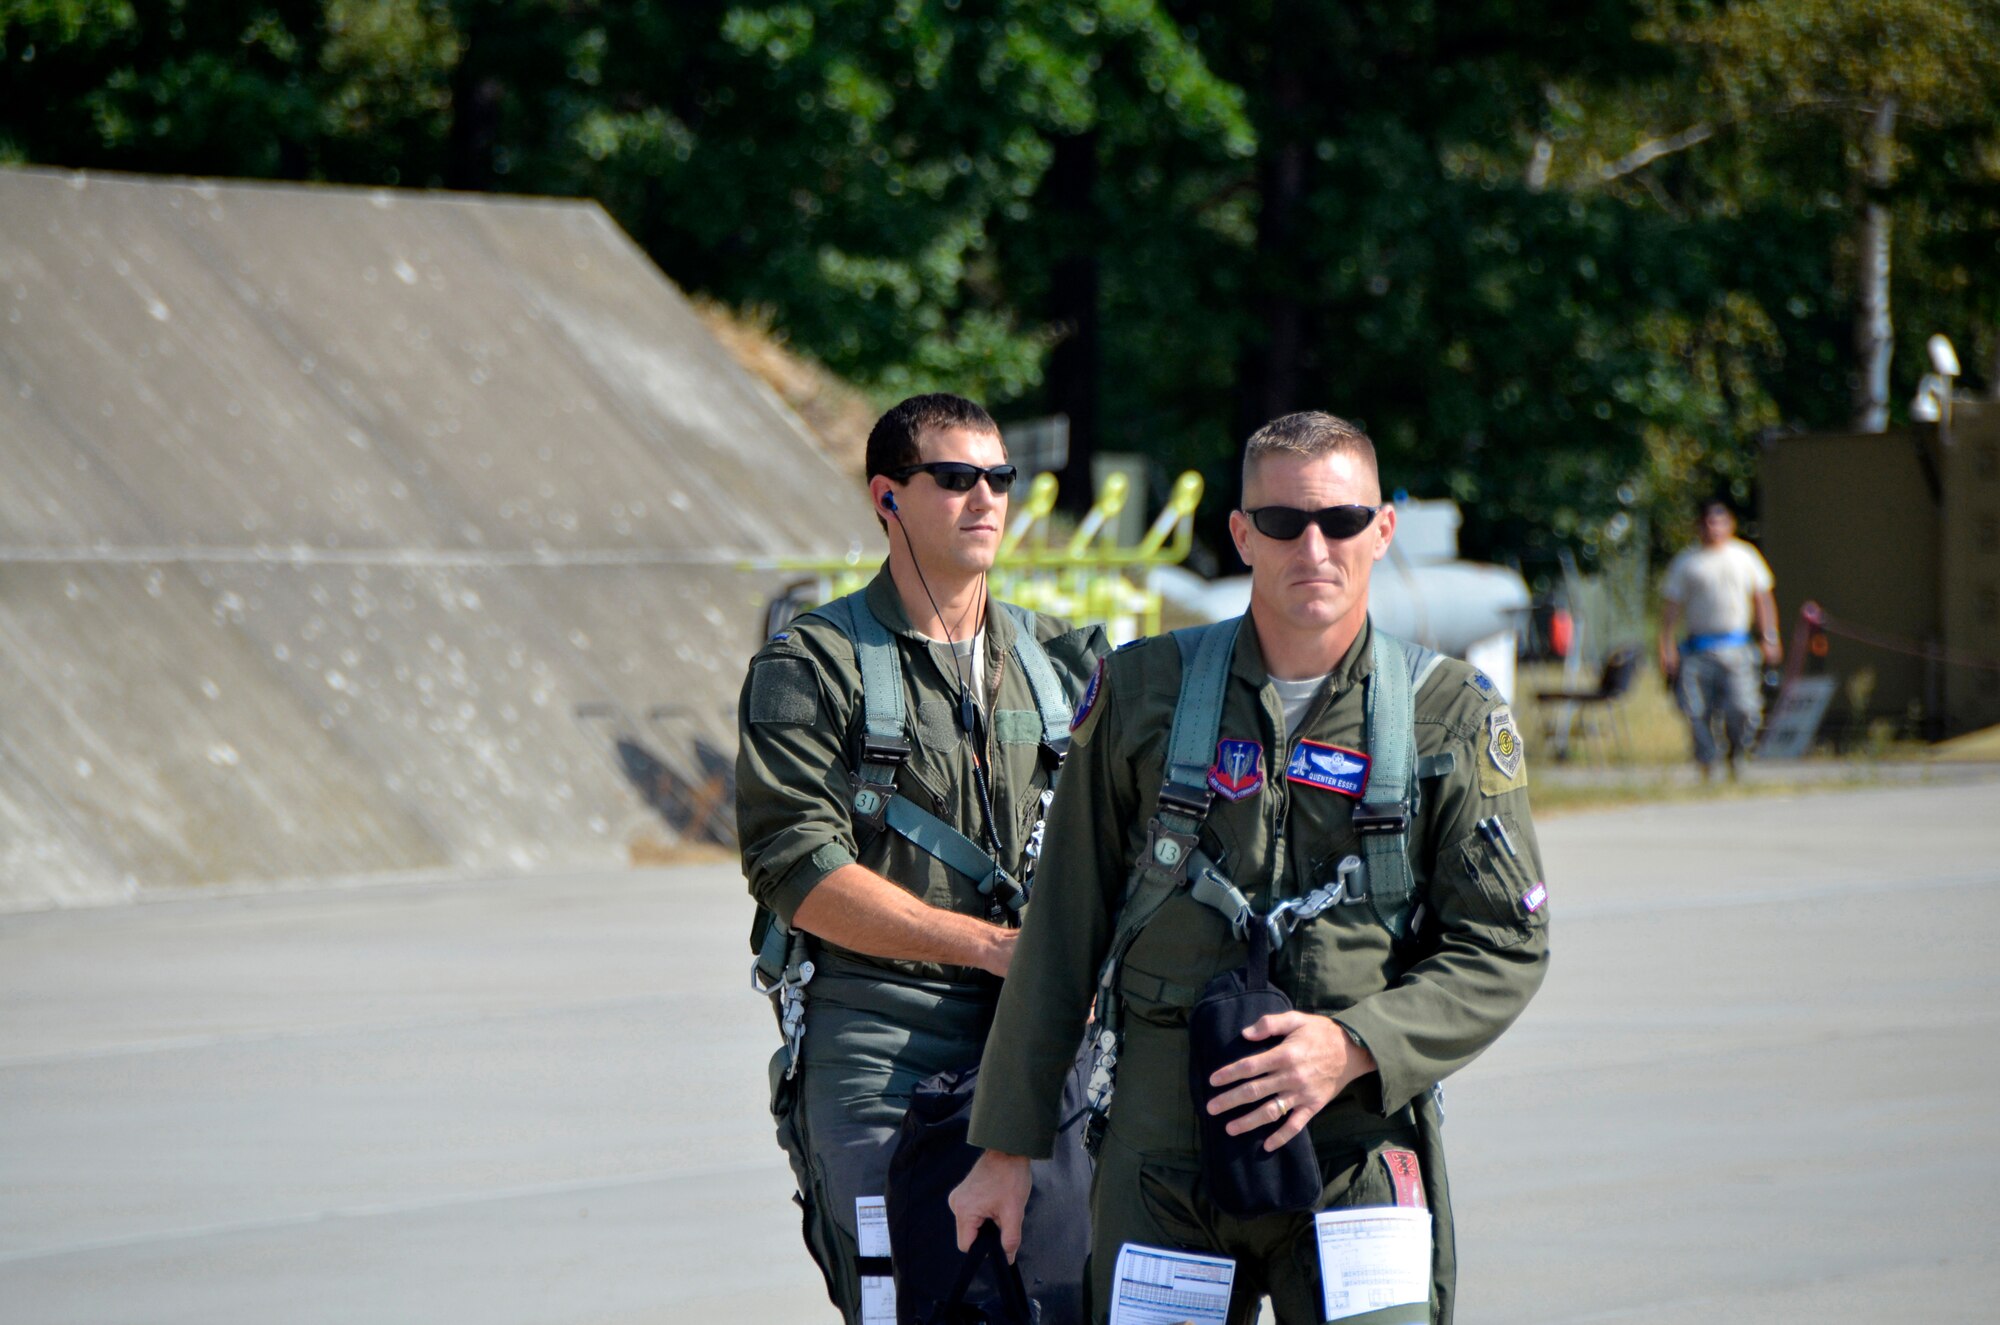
[0,169,876,909]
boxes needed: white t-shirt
[924,628,986,706]
[1269,674,1328,739]
[1661,539,1775,637]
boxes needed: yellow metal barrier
[745,470,1206,644]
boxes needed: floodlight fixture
[1927,333,1960,379]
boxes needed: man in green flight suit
[949,411,1550,1325]
[736,393,1107,1323]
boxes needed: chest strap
[812,589,1070,917]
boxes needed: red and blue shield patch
[1207,739,1265,801]
[1070,658,1106,732]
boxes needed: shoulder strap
[1137,619,1240,881]
[1404,640,1446,694]
[836,592,908,783]
[1164,620,1240,801]
[1357,630,1420,937]
[997,601,1072,754]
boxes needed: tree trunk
[1850,98,1897,433]
[1234,10,1309,449]
[445,15,501,192]
[1047,130,1101,515]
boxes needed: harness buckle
[1351,801,1411,836]
[1263,898,1302,948]
[1333,853,1370,904]
[981,868,1027,917]
[860,734,912,768]
[1156,781,1214,820]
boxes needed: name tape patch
[1285,740,1370,798]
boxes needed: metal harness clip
[1351,801,1411,835]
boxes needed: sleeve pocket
[1445,813,1547,948]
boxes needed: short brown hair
[865,393,1003,481]
[1242,411,1379,499]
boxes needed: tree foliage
[1,1,1994,568]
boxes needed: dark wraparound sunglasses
[889,461,1019,494]
[1245,503,1382,541]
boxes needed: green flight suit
[737,565,1107,1323]
[968,617,1550,1325]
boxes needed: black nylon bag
[922,1223,1037,1325]
[886,1051,1093,1325]
[1188,924,1322,1218]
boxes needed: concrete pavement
[3,775,1998,1322]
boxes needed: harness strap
[839,594,911,790]
[1084,618,1441,1149]
[998,601,1073,760]
[883,795,1023,912]
[1355,631,1417,935]
[1137,621,1240,883]
[816,590,1025,915]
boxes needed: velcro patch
[1284,740,1370,798]
[994,708,1043,745]
[748,655,818,725]
[916,699,958,749]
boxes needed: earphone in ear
[881,491,898,514]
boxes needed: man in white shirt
[1657,499,1781,778]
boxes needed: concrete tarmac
[3,777,1998,1323]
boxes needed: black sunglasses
[1244,504,1382,541]
[889,461,1019,494]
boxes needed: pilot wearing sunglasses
[955,412,1550,1325]
[736,393,1107,1323]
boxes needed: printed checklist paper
[1313,1206,1431,1322]
[1107,1241,1236,1325]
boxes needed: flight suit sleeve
[734,633,859,927]
[1333,693,1551,1115]
[1037,621,1113,700]
[969,653,1135,1158]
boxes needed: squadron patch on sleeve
[748,654,819,725]
[1480,705,1527,794]
[1069,656,1109,747]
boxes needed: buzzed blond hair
[1242,411,1380,500]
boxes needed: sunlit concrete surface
[2,777,1996,1323]
[0,167,872,911]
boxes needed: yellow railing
[745,470,1205,643]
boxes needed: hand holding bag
[1187,922,1322,1218]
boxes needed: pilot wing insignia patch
[1284,739,1371,798]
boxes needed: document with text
[1107,1241,1236,1325]
[1313,1207,1432,1322]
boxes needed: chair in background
[1536,646,1642,761]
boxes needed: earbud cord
[889,507,1003,865]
